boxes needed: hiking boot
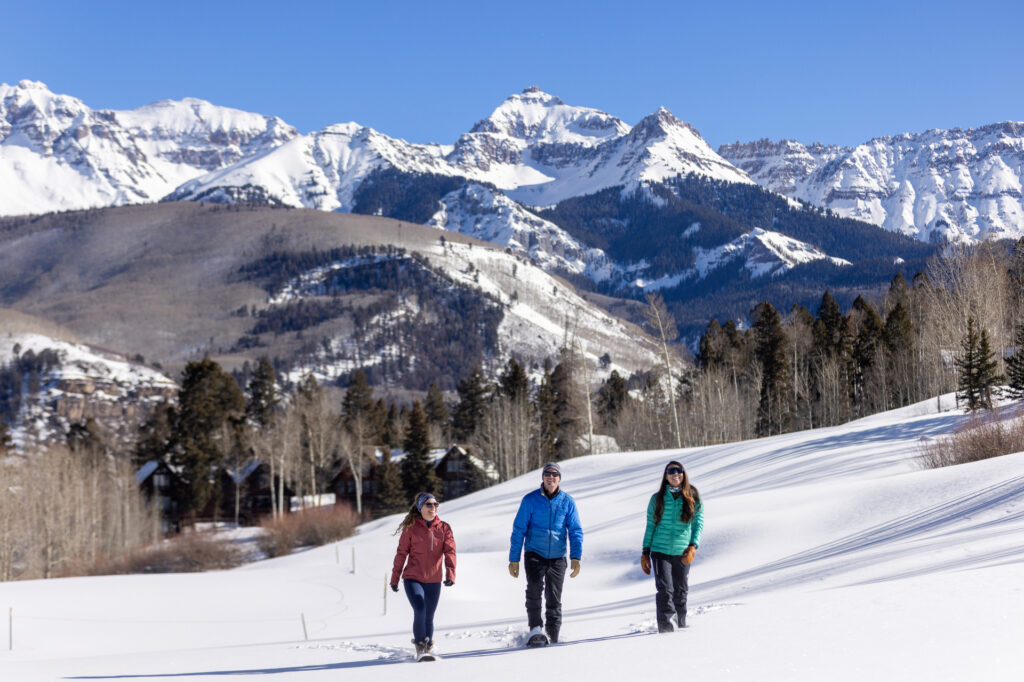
[657,620,675,633]
[545,624,559,644]
[413,639,426,656]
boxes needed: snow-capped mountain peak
[0,80,298,216]
[469,86,629,146]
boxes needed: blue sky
[3,0,1022,149]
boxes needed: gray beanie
[541,462,562,477]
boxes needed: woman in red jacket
[390,492,456,659]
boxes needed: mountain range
[4,80,1022,249]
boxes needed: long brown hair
[652,460,700,525]
[393,492,435,535]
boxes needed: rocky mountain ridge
[720,122,1024,243]
[0,80,297,215]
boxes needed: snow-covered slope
[166,122,451,211]
[0,80,296,215]
[3,395,1023,681]
[692,227,852,280]
[629,226,852,291]
[275,231,661,386]
[0,332,177,448]
[721,122,1024,244]
[426,183,617,281]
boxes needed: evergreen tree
[812,291,853,424]
[341,369,375,431]
[956,317,1002,412]
[374,450,409,515]
[400,401,440,498]
[172,359,247,520]
[245,357,279,428]
[596,370,628,428]
[1005,323,1024,400]
[850,296,884,411]
[452,366,488,441]
[883,302,914,352]
[813,291,850,359]
[381,403,399,448]
[696,319,725,370]
[371,399,388,443]
[424,382,449,428]
[888,272,909,304]
[752,302,792,436]
[498,358,530,402]
[533,362,559,463]
[134,400,176,467]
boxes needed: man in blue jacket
[508,461,583,645]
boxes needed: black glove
[390,583,399,592]
[443,580,454,587]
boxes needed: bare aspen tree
[477,395,532,480]
[336,427,365,514]
[250,417,290,519]
[0,446,157,581]
[572,337,595,457]
[341,370,375,515]
[292,382,342,506]
[645,293,683,448]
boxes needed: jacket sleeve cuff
[642,547,651,556]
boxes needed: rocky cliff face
[720,122,1024,243]
[0,333,177,449]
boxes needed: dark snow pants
[651,551,690,631]
[403,579,441,643]
[524,551,566,630]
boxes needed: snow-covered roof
[135,460,160,484]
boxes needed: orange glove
[640,553,651,575]
[682,546,696,565]
[508,562,519,578]
[569,559,581,578]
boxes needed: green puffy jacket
[642,490,704,555]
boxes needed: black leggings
[651,551,690,629]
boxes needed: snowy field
[2,394,1024,680]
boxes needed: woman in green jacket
[640,460,703,632]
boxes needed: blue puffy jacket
[509,487,583,561]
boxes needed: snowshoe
[526,626,549,648]
[413,639,436,661]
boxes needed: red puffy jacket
[391,516,456,585]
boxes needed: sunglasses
[665,467,684,475]
[422,502,439,508]
[542,471,561,478]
